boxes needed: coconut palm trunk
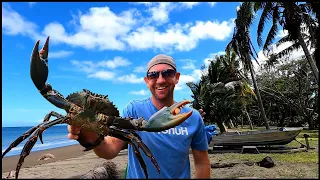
[246,55,270,130]
[296,31,319,81]
[243,107,253,130]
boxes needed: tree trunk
[217,120,227,133]
[248,58,270,129]
[297,31,319,82]
[241,116,244,128]
[227,119,235,128]
[279,108,287,127]
[244,107,253,130]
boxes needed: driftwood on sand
[70,161,120,179]
[2,170,15,179]
[38,153,55,161]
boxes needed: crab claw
[141,100,193,132]
[30,36,50,91]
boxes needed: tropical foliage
[187,1,319,132]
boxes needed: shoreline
[2,144,89,173]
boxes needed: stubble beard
[151,87,175,103]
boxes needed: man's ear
[175,72,180,84]
[144,76,150,87]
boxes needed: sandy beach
[2,144,128,179]
[2,144,318,179]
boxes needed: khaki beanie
[147,54,176,72]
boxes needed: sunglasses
[147,69,176,80]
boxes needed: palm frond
[276,42,301,59]
[263,5,280,54]
[256,2,274,47]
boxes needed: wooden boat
[211,127,303,147]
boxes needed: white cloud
[236,2,242,12]
[69,60,144,83]
[189,19,234,41]
[276,30,288,39]
[208,2,217,7]
[253,40,315,74]
[70,60,97,73]
[204,51,225,66]
[40,7,139,50]
[148,2,173,25]
[88,70,115,80]
[124,19,234,52]
[192,69,203,80]
[2,3,234,52]
[134,66,146,73]
[97,57,131,69]
[117,74,144,84]
[129,89,149,95]
[70,56,131,74]
[180,59,196,70]
[179,2,201,9]
[176,74,196,90]
[2,4,38,37]
[50,50,74,58]
[175,69,203,90]
[28,2,36,8]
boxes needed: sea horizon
[2,125,78,157]
[2,124,68,128]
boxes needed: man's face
[144,64,180,101]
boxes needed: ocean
[2,125,79,157]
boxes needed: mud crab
[2,36,193,179]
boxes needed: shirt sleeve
[122,102,137,133]
[122,102,136,118]
[191,111,209,151]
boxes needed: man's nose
[156,73,166,83]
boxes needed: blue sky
[2,2,304,127]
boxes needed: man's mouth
[156,86,168,90]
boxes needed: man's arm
[93,136,125,159]
[192,149,211,178]
[94,101,135,159]
[68,125,125,159]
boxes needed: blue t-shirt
[122,98,208,179]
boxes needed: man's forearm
[194,162,211,178]
[93,137,123,159]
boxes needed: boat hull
[211,127,303,147]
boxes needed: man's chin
[154,93,169,100]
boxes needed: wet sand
[2,144,129,178]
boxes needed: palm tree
[253,2,319,82]
[226,2,271,130]
[306,2,320,72]
[187,48,257,132]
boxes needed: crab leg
[13,116,68,179]
[2,111,64,158]
[108,127,160,179]
[2,126,39,159]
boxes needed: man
[68,54,211,178]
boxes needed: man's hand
[198,109,206,120]
[67,125,99,144]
